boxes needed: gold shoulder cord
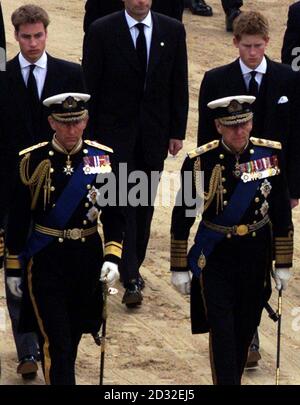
[20,153,52,210]
[193,159,223,214]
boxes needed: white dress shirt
[19,51,47,100]
[239,56,267,91]
[125,10,153,66]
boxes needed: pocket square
[278,96,288,104]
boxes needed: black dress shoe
[190,0,213,17]
[225,8,241,32]
[122,282,143,308]
[17,355,38,380]
[245,345,261,369]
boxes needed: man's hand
[171,271,191,295]
[273,268,292,291]
[100,261,119,287]
[169,139,183,156]
[6,277,23,298]
[290,198,299,209]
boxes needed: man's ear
[233,36,239,48]
[215,119,223,135]
[48,116,57,131]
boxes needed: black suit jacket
[83,11,188,169]
[281,1,300,66]
[197,57,300,198]
[6,54,86,146]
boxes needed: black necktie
[27,64,41,139]
[27,64,39,104]
[248,71,259,97]
[135,23,147,80]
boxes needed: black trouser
[221,0,243,14]
[28,234,103,385]
[201,227,271,385]
[5,274,38,362]
[119,147,163,285]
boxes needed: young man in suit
[83,0,188,308]
[281,0,300,67]
[3,4,86,380]
[197,10,300,367]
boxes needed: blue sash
[188,146,273,278]
[21,147,104,261]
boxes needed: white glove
[100,261,119,287]
[273,268,292,291]
[171,271,191,295]
[7,277,23,298]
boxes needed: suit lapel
[146,12,164,78]
[41,53,55,99]
[7,56,34,139]
[229,59,248,93]
[263,57,281,132]
[116,12,141,73]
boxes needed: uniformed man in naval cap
[170,95,293,384]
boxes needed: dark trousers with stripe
[201,227,271,384]
[28,235,103,385]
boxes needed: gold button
[87,184,91,190]
[50,186,55,191]
[221,165,225,170]
[250,149,255,154]
[223,189,227,194]
[252,232,256,237]
[58,238,64,243]
[222,177,226,182]
[83,220,88,225]
[223,201,228,206]
[83,149,88,154]
[255,197,260,203]
[85,202,89,208]
[49,150,54,156]
[253,220,257,224]
[81,237,86,243]
[52,204,56,208]
[50,168,54,173]
[219,154,224,159]
[226,233,232,239]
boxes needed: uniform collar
[51,135,83,155]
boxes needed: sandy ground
[1,0,300,386]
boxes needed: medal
[63,155,74,175]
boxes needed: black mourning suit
[83,10,188,297]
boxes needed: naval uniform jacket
[197,57,300,198]
[171,138,293,333]
[5,139,124,333]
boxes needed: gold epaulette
[188,140,219,159]
[84,140,113,153]
[19,142,49,156]
[250,137,282,150]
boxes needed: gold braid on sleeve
[19,153,52,210]
[194,159,223,214]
